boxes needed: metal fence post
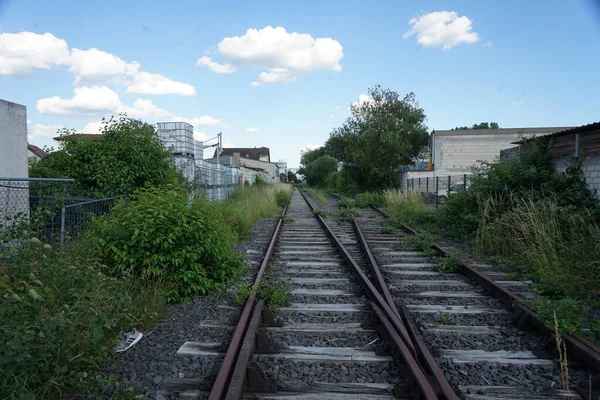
[448,175,451,194]
[435,176,439,208]
[406,178,409,192]
[60,205,66,251]
[426,177,429,196]
[464,174,467,189]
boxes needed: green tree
[287,170,297,183]
[452,122,499,130]
[30,116,183,197]
[279,173,288,183]
[325,85,429,191]
[305,155,339,186]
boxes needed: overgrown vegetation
[334,208,360,223]
[353,192,386,208]
[435,248,463,273]
[30,116,184,197]
[233,266,292,309]
[87,185,245,302]
[305,187,327,204]
[0,216,164,399]
[381,136,599,343]
[406,232,438,258]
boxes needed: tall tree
[452,122,500,130]
[325,85,429,191]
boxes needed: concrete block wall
[555,155,600,197]
[0,99,29,222]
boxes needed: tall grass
[476,192,600,297]
[383,189,427,222]
[305,188,327,204]
[218,184,292,238]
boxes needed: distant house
[53,133,104,142]
[215,147,270,163]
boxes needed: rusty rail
[371,205,600,397]
[301,190,457,400]
[207,205,287,400]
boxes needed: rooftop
[215,147,270,162]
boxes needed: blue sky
[1,0,600,168]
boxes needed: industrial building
[397,126,573,191]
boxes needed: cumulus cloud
[125,71,196,96]
[173,115,229,128]
[202,26,343,85]
[0,32,70,76]
[300,144,322,153]
[1,31,195,96]
[512,100,524,105]
[245,127,259,133]
[403,11,479,50]
[29,123,63,138]
[81,121,104,133]
[196,56,236,74]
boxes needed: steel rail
[208,205,287,400]
[352,218,458,400]
[299,190,443,399]
[371,205,600,397]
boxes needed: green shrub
[354,192,385,208]
[88,185,244,302]
[254,175,267,186]
[0,219,164,398]
[276,189,291,207]
[337,198,355,208]
[313,209,328,218]
[436,248,463,273]
[335,208,360,223]
[407,232,439,257]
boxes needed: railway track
[162,189,599,400]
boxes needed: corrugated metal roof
[512,122,600,144]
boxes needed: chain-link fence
[194,160,242,201]
[0,177,121,246]
[405,174,470,205]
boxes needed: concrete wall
[555,155,600,197]
[0,99,28,178]
[0,99,29,222]
[432,127,572,176]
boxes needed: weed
[407,232,439,257]
[276,189,291,207]
[379,225,396,234]
[436,248,463,273]
[233,270,292,309]
[354,192,386,208]
[282,217,295,224]
[527,297,589,336]
[335,208,360,223]
[368,214,376,218]
[439,311,457,325]
[337,198,355,208]
[313,209,328,218]
[305,188,327,204]
[553,311,570,395]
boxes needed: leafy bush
[254,175,267,186]
[337,198,355,208]
[88,185,244,302]
[276,189,291,207]
[0,219,164,399]
[407,232,439,257]
[436,248,463,273]
[353,192,385,208]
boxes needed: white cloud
[29,123,63,138]
[0,32,70,76]
[206,25,342,85]
[37,86,122,116]
[483,41,492,47]
[196,56,236,74]
[335,105,341,111]
[512,100,524,105]
[300,144,322,153]
[403,11,479,50]
[245,127,259,133]
[125,71,196,96]
[36,85,175,118]
[329,115,334,119]
[173,115,229,128]
[69,48,132,83]
[1,31,195,96]
[81,121,103,133]
[351,94,375,109]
